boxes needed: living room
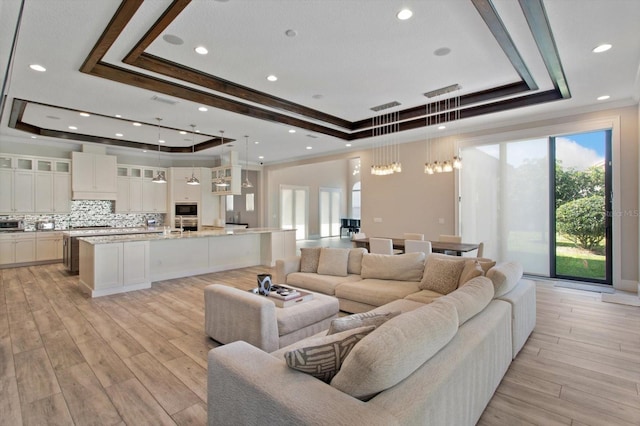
[1,1,640,425]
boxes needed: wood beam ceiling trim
[518,0,571,98]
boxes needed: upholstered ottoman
[204,284,339,353]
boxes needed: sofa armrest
[207,341,399,426]
[274,256,301,284]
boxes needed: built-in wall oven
[174,202,198,231]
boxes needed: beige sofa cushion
[459,260,484,286]
[419,254,466,294]
[335,279,421,308]
[331,301,459,400]
[360,252,425,281]
[347,248,368,275]
[404,289,443,304]
[434,276,494,325]
[284,326,375,383]
[317,248,349,277]
[327,310,400,335]
[285,272,361,296]
[300,247,321,273]
[486,261,523,297]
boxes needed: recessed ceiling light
[115,133,123,137]
[254,141,260,144]
[31,136,37,139]
[142,150,147,153]
[79,112,90,117]
[288,129,296,133]
[198,106,208,112]
[597,95,610,101]
[68,126,77,130]
[438,125,446,130]
[163,34,184,45]
[592,44,612,53]
[434,47,451,57]
[195,46,208,55]
[195,130,201,133]
[267,75,278,82]
[179,131,187,135]
[397,9,413,20]
[29,64,46,72]
[258,156,264,160]
[115,114,122,118]
[132,122,142,126]
[345,143,352,147]
[159,139,165,144]
[306,146,312,150]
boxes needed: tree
[555,162,605,208]
[556,195,606,250]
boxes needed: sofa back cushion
[300,247,321,273]
[458,260,484,286]
[434,276,494,325]
[347,247,368,275]
[330,301,458,400]
[486,261,523,297]
[317,247,350,277]
[419,254,466,294]
[360,252,425,282]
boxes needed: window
[351,181,361,219]
[246,193,255,212]
[226,194,234,211]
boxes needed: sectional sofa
[206,247,536,425]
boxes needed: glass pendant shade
[241,135,254,188]
[214,130,230,187]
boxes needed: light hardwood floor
[1,263,639,426]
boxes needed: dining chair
[403,233,424,241]
[439,234,462,243]
[476,242,484,257]
[404,239,432,255]
[369,238,394,255]
[351,232,366,240]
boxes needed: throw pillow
[360,252,425,281]
[327,310,400,335]
[458,260,484,287]
[419,254,466,294]
[300,247,321,273]
[317,247,350,277]
[330,301,458,400]
[347,247,367,275]
[284,325,375,383]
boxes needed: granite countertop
[77,228,293,245]
[63,227,163,237]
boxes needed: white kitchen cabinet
[171,167,202,201]
[0,168,34,213]
[71,152,117,200]
[142,173,168,213]
[35,172,71,213]
[0,233,36,265]
[36,231,64,261]
[116,177,142,213]
[210,165,241,195]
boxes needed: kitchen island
[77,228,296,297]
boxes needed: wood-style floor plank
[3,263,640,426]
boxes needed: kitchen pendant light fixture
[152,117,166,183]
[214,130,230,187]
[242,135,254,188]
[186,124,200,185]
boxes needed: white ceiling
[0,0,639,165]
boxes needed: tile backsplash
[6,200,165,230]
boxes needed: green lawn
[555,235,606,280]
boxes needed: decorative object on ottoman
[257,273,272,295]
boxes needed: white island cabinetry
[77,229,295,297]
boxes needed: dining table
[351,237,479,256]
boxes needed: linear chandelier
[424,86,462,175]
[370,109,402,176]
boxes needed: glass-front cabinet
[211,165,241,195]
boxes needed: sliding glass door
[551,130,611,283]
[319,188,341,237]
[280,185,308,240]
[460,129,612,284]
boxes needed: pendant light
[214,130,230,187]
[186,124,200,185]
[242,135,254,188]
[152,117,166,183]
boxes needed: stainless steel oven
[0,219,24,232]
[174,203,198,231]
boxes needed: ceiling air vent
[306,134,318,139]
[151,95,179,105]
[424,84,461,98]
[370,101,401,112]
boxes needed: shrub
[556,196,605,251]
